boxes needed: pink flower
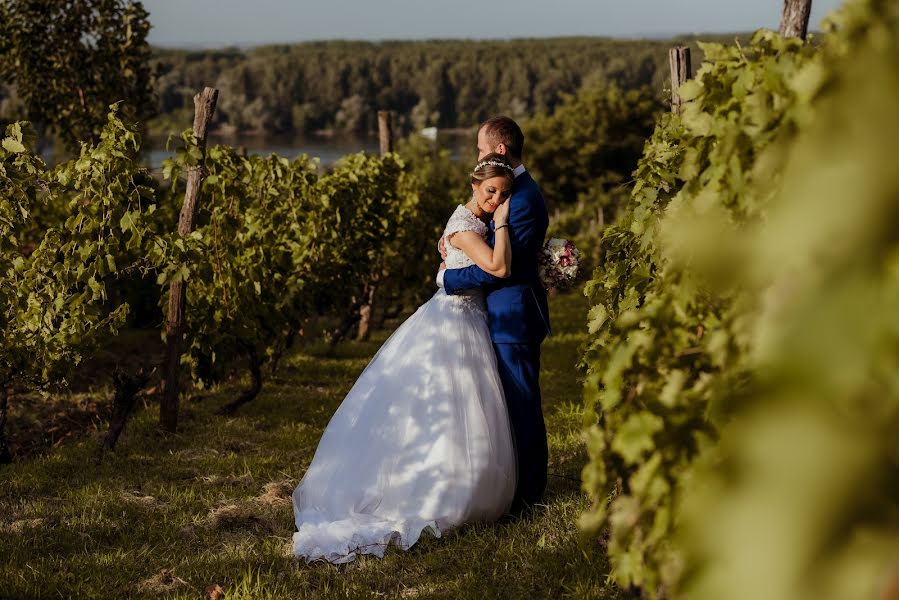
[539,237,580,290]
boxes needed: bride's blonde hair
[470,153,514,186]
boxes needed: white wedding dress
[292,205,516,563]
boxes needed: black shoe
[506,498,538,519]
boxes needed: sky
[142,0,846,48]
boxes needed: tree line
[148,37,712,136]
[0,0,728,146]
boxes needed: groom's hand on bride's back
[438,237,448,260]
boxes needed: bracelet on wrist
[495,223,509,231]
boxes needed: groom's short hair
[480,116,524,161]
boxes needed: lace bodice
[442,205,488,269]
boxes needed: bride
[292,153,518,563]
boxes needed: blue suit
[443,170,551,508]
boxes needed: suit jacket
[443,170,551,344]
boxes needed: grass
[0,290,621,599]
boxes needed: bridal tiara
[473,159,514,174]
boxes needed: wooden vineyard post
[780,0,813,40]
[378,110,394,154]
[160,86,218,433]
[356,282,378,342]
[0,386,11,463]
[356,111,394,342]
[669,46,693,115]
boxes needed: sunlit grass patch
[0,289,622,599]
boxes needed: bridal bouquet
[538,238,580,290]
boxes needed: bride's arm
[447,220,511,278]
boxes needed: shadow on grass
[0,289,621,599]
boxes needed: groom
[438,116,551,513]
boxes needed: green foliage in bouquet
[578,2,899,595]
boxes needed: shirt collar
[513,164,526,178]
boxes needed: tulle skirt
[292,288,516,563]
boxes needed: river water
[41,131,472,168]
[141,132,383,169]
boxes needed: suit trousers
[493,342,547,508]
